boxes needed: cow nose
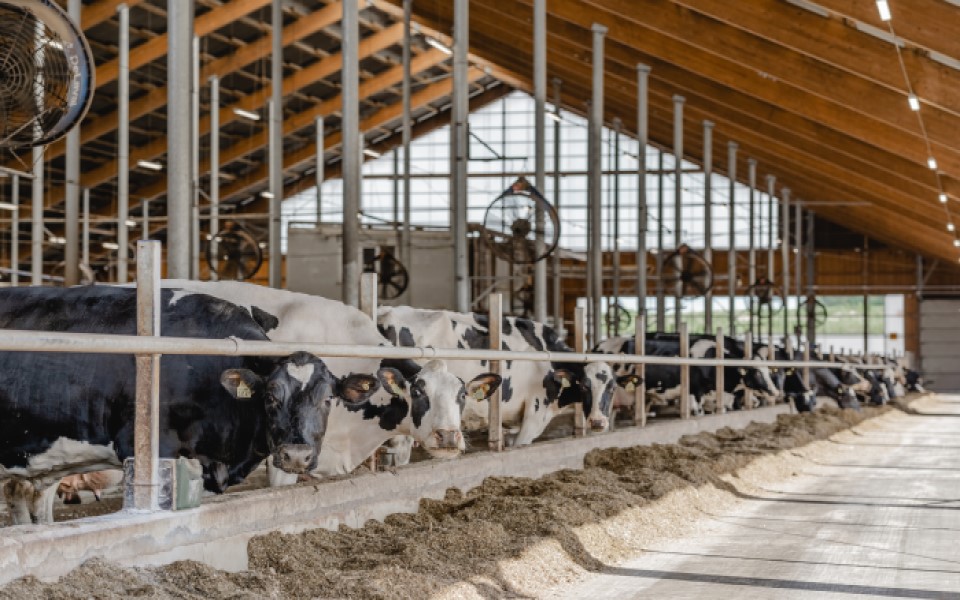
[276,444,315,473]
[589,418,608,432]
[433,428,462,449]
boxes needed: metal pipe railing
[0,328,890,370]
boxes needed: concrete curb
[0,405,789,584]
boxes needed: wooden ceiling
[3,0,959,274]
[400,0,960,265]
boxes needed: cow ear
[376,367,407,397]
[338,374,380,403]
[553,368,575,389]
[221,369,262,401]
[467,373,502,401]
[617,374,642,392]
[423,359,447,373]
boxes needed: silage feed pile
[0,406,888,600]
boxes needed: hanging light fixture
[908,94,920,111]
[940,193,948,203]
[928,157,938,170]
[876,0,891,21]
[947,223,955,232]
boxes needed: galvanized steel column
[315,117,324,224]
[133,240,161,510]
[612,117,621,335]
[269,0,284,289]
[10,175,18,286]
[747,158,757,334]
[781,188,791,340]
[31,147,42,285]
[533,0,547,323]
[451,0,470,312]
[766,174,776,343]
[805,210,816,345]
[703,120,714,332]
[656,150,665,331]
[727,141,737,335]
[588,23,606,345]
[82,188,89,268]
[488,294,503,451]
[117,3,130,283]
[166,0,193,279]
[551,78,562,330]
[401,0,412,290]
[672,95,684,333]
[209,75,220,280]
[63,0,81,286]
[636,64,650,324]
[634,313,646,427]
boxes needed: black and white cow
[594,335,778,417]
[154,281,494,480]
[378,307,635,447]
[755,344,816,412]
[0,286,377,524]
[806,351,860,410]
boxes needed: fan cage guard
[482,177,560,265]
[660,244,714,297]
[206,225,264,281]
[0,0,95,149]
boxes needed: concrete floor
[562,395,960,599]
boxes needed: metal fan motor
[363,247,409,300]
[660,244,713,297]
[0,0,95,149]
[206,225,263,281]
[482,176,560,264]
[748,276,784,313]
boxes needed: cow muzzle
[589,417,609,432]
[274,444,316,474]
[424,428,464,459]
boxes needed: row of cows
[0,281,922,526]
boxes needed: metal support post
[10,175,18,286]
[82,188,89,267]
[634,313,646,427]
[588,24,607,346]
[190,34,200,280]
[765,174,775,343]
[715,327,725,414]
[802,339,811,393]
[656,150,665,331]
[64,0,82,287]
[133,240,161,511]
[636,65,650,326]
[359,272,379,469]
[573,306,587,436]
[747,158,757,335]
[863,237,869,353]
[31,147,42,286]
[794,203,802,343]
[533,0,547,323]
[612,118,622,334]
[703,120,714,332]
[118,2,130,283]
[401,0,412,293]
[209,75,220,280]
[672,95,685,332]
[727,142,738,335]
[315,117,324,224]
[806,211,816,344]
[744,332,754,410]
[269,0,284,289]
[679,321,690,419]
[141,199,149,241]
[166,0,193,279]
[781,188,791,341]
[551,78,563,331]
[488,293,503,451]
[451,0,470,312]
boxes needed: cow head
[553,362,637,432]
[737,362,778,397]
[221,352,380,474]
[378,359,500,460]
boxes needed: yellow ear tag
[560,378,571,389]
[361,382,370,391]
[474,386,488,400]
[391,384,403,395]
[625,382,636,392]
[236,382,252,399]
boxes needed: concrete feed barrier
[0,405,789,585]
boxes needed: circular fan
[660,244,713,297]
[482,177,559,264]
[206,225,263,281]
[604,302,631,334]
[748,276,784,313]
[364,249,409,299]
[797,297,828,327]
[0,0,95,149]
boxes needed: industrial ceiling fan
[0,0,95,150]
[660,244,714,297]
[206,223,263,281]
[482,177,560,265]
